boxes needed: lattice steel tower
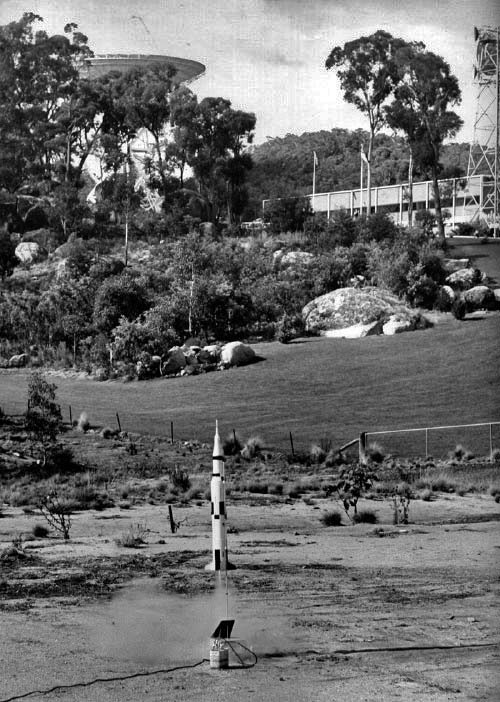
[467,26,499,232]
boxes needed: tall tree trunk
[408,146,413,227]
[367,130,374,215]
[431,166,445,245]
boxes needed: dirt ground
[1,495,499,702]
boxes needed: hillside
[245,129,470,218]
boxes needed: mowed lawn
[1,313,499,454]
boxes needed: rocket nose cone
[213,420,224,458]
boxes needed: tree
[385,44,463,242]
[0,13,92,191]
[326,31,405,215]
[171,92,256,224]
[93,272,150,335]
[25,371,62,465]
[0,230,17,279]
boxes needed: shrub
[419,488,433,501]
[310,444,326,464]
[286,482,303,498]
[352,509,378,524]
[76,412,90,432]
[37,491,72,540]
[171,465,191,492]
[431,474,456,493]
[223,431,243,456]
[100,426,117,439]
[491,448,500,463]
[115,523,148,548]
[452,298,466,320]
[367,442,385,464]
[25,372,62,464]
[269,482,284,495]
[321,510,343,527]
[276,312,305,344]
[32,524,50,538]
[242,436,264,460]
[246,481,268,494]
[449,444,469,462]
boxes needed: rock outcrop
[15,242,47,265]
[8,353,28,368]
[302,287,426,336]
[273,250,314,270]
[463,285,497,311]
[221,341,256,367]
[443,258,470,273]
[446,268,482,290]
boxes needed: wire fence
[364,421,500,461]
[1,395,499,463]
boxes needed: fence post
[425,428,429,457]
[490,423,493,461]
[359,432,367,465]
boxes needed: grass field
[1,312,499,455]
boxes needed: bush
[242,436,264,460]
[171,465,191,492]
[115,523,148,548]
[452,298,466,320]
[352,509,378,524]
[310,444,326,464]
[321,510,343,526]
[276,312,305,343]
[223,431,243,456]
[76,412,90,432]
[367,442,385,464]
[32,524,50,538]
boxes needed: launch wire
[226,640,259,668]
[0,659,210,702]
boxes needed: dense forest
[245,130,470,219]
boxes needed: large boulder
[221,341,256,367]
[8,353,28,368]
[439,285,456,306]
[446,268,482,290]
[443,258,470,273]
[161,346,187,375]
[273,250,314,270]
[15,241,47,264]
[382,315,415,336]
[302,287,422,335]
[324,320,383,338]
[463,285,497,311]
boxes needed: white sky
[1,0,499,143]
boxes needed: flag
[360,146,368,164]
[313,151,319,167]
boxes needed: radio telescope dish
[84,54,205,84]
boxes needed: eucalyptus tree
[385,43,463,241]
[0,13,92,191]
[171,91,256,224]
[326,30,405,214]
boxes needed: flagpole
[313,152,316,198]
[360,146,364,216]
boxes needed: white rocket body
[205,422,233,571]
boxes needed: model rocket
[205,421,234,571]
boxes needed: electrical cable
[226,640,258,668]
[0,659,209,702]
